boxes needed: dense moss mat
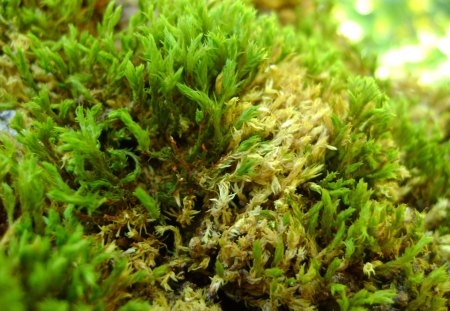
[0,0,449,310]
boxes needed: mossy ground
[0,1,449,310]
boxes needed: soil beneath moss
[218,290,261,311]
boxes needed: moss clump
[0,0,449,310]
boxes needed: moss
[0,0,449,310]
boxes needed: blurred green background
[334,0,450,85]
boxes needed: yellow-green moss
[0,1,448,310]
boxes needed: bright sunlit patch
[437,35,450,57]
[419,71,434,85]
[419,60,450,85]
[381,45,427,66]
[418,31,437,47]
[375,66,390,80]
[338,20,364,42]
[355,0,374,15]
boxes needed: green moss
[0,0,449,310]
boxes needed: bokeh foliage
[335,0,450,82]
